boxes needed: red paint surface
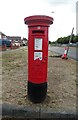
[24,15,53,84]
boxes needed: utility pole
[67,27,74,56]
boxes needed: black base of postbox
[28,81,47,103]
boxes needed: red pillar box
[24,15,54,103]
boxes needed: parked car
[14,41,20,47]
[0,39,11,47]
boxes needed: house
[0,31,7,39]
[0,31,28,46]
[7,36,21,42]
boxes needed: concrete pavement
[0,103,77,119]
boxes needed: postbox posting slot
[32,30,44,34]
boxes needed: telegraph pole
[67,27,74,56]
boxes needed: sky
[0,0,77,41]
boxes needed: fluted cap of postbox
[24,15,54,27]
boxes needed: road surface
[49,46,78,61]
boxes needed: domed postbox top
[24,15,54,27]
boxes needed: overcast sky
[0,0,77,41]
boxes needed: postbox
[24,15,54,103]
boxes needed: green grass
[2,48,28,70]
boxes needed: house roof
[7,36,21,40]
[0,31,6,36]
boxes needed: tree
[74,35,78,42]
[57,37,62,44]
[49,41,52,44]
[55,34,77,44]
